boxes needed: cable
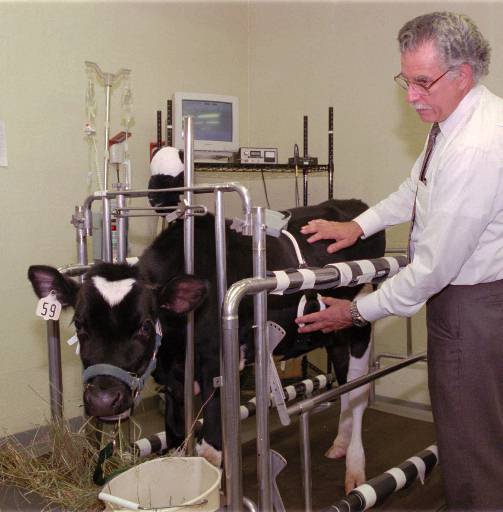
[293,144,300,207]
[260,168,271,209]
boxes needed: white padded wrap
[284,385,296,400]
[330,262,353,286]
[385,467,407,490]
[316,374,327,389]
[271,270,290,295]
[301,379,314,395]
[407,455,427,484]
[384,256,400,276]
[135,437,152,458]
[298,268,316,290]
[355,259,377,284]
[426,444,439,461]
[135,431,166,458]
[354,483,377,509]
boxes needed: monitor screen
[173,92,239,155]
[182,99,233,143]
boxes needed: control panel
[239,147,278,165]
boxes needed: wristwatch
[350,300,369,327]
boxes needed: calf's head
[28,263,207,421]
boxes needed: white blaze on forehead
[92,276,136,307]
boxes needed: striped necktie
[407,122,441,262]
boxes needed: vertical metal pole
[102,196,113,262]
[103,80,112,191]
[75,206,88,269]
[215,189,229,497]
[166,99,173,147]
[215,188,228,401]
[253,206,273,511]
[222,291,244,512]
[47,320,63,420]
[300,412,313,512]
[116,188,128,263]
[328,107,334,200]
[303,115,309,206]
[156,110,163,150]
[369,325,376,404]
[184,116,196,455]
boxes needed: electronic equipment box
[239,147,278,165]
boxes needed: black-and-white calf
[28,198,385,492]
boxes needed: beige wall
[0,1,249,434]
[2,1,503,434]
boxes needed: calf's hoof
[344,470,366,494]
[325,439,347,460]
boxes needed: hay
[0,417,142,511]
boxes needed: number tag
[36,291,62,321]
[67,333,80,355]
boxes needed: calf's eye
[138,319,154,337]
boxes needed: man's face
[400,41,466,123]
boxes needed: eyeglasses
[394,68,453,95]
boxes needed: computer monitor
[173,92,239,160]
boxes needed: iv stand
[85,61,131,191]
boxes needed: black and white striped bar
[240,373,335,420]
[132,374,334,457]
[270,256,408,295]
[321,444,439,512]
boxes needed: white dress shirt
[354,85,503,322]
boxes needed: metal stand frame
[40,108,425,512]
[221,255,427,511]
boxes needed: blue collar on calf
[82,321,162,417]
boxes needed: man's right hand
[300,219,363,254]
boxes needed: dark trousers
[427,280,503,511]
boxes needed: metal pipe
[183,116,196,455]
[215,189,228,446]
[116,188,128,262]
[328,107,334,200]
[300,411,313,512]
[243,497,258,512]
[287,352,426,417]
[103,82,111,191]
[303,115,309,206]
[166,99,173,147]
[101,196,113,262]
[253,207,273,512]
[47,320,63,420]
[222,283,250,511]
[74,206,88,270]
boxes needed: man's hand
[295,297,353,333]
[300,220,363,254]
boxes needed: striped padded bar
[325,255,407,287]
[321,444,438,512]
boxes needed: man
[296,12,503,511]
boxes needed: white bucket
[99,456,221,511]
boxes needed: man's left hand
[295,297,353,333]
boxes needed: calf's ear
[160,275,208,315]
[27,265,80,308]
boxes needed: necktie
[419,122,440,183]
[407,122,441,262]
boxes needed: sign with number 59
[36,291,62,321]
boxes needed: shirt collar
[439,84,485,137]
